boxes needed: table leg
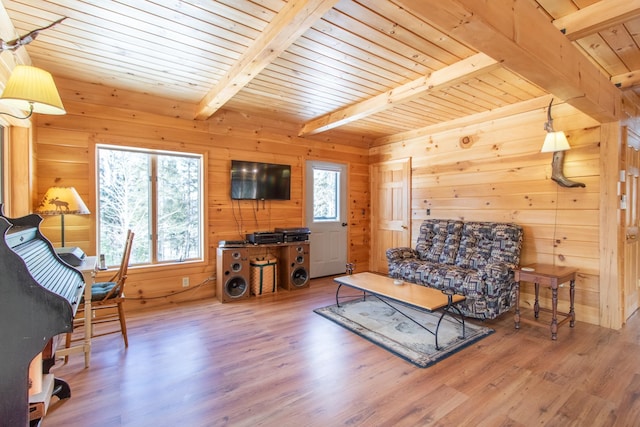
[534,282,540,318]
[335,283,366,307]
[83,299,91,367]
[514,280,521,329]
[569,279,576,327]
[550,284,558,340]
[81,267,95,369]
[436,295,466,350]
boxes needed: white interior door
[305,161,347,278]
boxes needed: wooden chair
[67,230,134,349]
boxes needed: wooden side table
[514,264,576,340]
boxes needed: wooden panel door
[370,158,411,274]
[622,128,640,320]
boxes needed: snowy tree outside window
[313,168,339,221]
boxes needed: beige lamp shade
[35,187,90,215]
[0,65,66,115]
[540,131,570,153]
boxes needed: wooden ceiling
[1,0,639,143]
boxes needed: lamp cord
[126,277,214,300]
[552,183,560,267]
[0,103,33,120]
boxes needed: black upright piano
[0,208,85,426]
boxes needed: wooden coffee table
[333,272,466,349]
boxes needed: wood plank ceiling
[0,0,639,143]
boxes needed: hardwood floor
[44,276,640,426]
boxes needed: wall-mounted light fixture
[541,99,585,188]
[0,65,66,119]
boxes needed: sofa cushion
[415,219,463,265]
[455,222,494,270]
[415,263,470,292]
[455,221,522,269]
[487,223,522,266]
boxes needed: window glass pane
[98,148,151,265]
[313,168,339,221]
[157,154,202,261]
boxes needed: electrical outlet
[182,277,190,287]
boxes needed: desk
[56,256,97,367]
[514,264,576,340]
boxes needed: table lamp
[35,187,90,266]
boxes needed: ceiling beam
[299,53,500,136]
[618,74,640,117]
[612,69,640,89]
[392,0,623,124]
[372,95,553,146]
[552,0,640,41]
[195,0,339,120]
[554,1,640,103]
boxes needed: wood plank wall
[33,78,371,311]
[370,102,604,326]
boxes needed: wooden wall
[33,77,370,310]
[0,19,35,218]
[370,101,605,326]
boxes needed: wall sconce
[35,186,89,247]
[541,99,585,188]
[0,65,66,119]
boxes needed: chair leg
[64,333,72,364]
[117,302,128,347]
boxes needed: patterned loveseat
[386,219,523,320]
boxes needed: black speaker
[279,243,310,290]
[216,247,251,302]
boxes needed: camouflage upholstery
[386,219,523,320]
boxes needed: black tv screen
[230,160,291,200]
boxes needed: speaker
[279,243,310,290]
[216,247,251,302]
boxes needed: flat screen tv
[230,160,291,200]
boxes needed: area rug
[314,297,494,368]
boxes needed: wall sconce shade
[35,187,90,247]
[0,65,66,118]
[542,98,585,188]
[541,130,570,153]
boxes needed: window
[97,145,203,266]
[313,167,339,221]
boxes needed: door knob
[341,222,348,227]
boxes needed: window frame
[95,143,207,268]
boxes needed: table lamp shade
[35,187,90,215]
[35,187,89,248]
